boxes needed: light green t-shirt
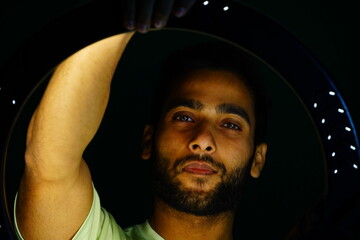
[14,185,164,240]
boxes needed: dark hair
[150,41,269,146]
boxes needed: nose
[188,123,217,154]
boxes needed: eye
[174,114,194,122]
[222,122,241,131]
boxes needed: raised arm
[16,32,134,240]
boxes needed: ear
[141,124,154,160]
[250,143,267,178]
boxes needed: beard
[151,152,252,217]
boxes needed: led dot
[345,127,351,132]
[223,6,229,11]
[321,118,326,124]
[203,1,209,5]
[353,164,358,169]
[329,91,336,96]
[327,135,332,140]
[350,145,356,150]
[12,100,16,105]
[313,103,318,108]
[334,169,338,174]
[331,152,336,157]
[338,108,345,113]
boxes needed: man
[14,5,268,240]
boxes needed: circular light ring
[1,0,359,238]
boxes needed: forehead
[165,69,256,121]
[170,70,253,106]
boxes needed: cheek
[155,126,186,155]
[219,136,254,168]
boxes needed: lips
[183,162,217,175]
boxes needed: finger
[122,0,136,30]
[173,0,197,17]
[152,0,175,29]
[136,0,155,33]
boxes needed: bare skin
[142,70,267,240]
[150,197,234,240]
[16,32,135,240]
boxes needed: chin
[177,173,220,191]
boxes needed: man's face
[142,69,267,216]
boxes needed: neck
[149,198,235,240]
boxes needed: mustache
[173,154,226,174]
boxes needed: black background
[1,0,359,239]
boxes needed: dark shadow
[3,30,325,239]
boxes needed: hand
[122,0,197,33]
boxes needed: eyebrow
[165,98,250,126]
[165,98,204,112]
[216,103,251,126]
